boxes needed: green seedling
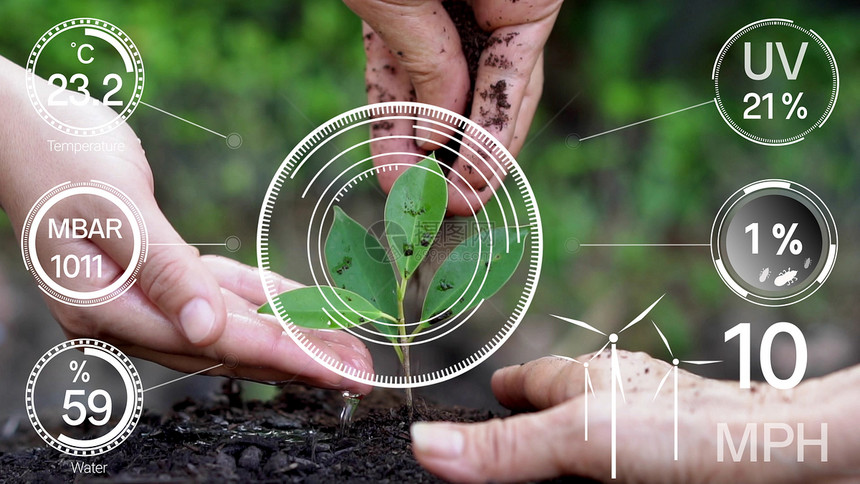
[260,155,528,410]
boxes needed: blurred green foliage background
[0,0,857,412]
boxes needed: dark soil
[442,0,513,133]
[0,384,601,483]
[427,0,513,174]
[478,80,512,130]
[0,384,488,483]
[365,1,513,167]
[442,0,489,104]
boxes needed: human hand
[0,57,373,394]
[62,254,374,394]
[345,0,561,216]
[410,351,856,483]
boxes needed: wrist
[0,57,45,216]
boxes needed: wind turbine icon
[651,321,721,461]
[549,354,596,440]
[550,294,665,480]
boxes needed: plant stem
[396,278,413,414]
[392,342,404,364]
[408,322,428,341]
[380,311,404,361]
[379,312,399,324]
[402,329,412,412]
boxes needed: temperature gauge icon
[26,339,143,456]
[711,179,837,306]
[25,18,144,136]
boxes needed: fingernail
[415,119,432,149]
[349,341,368,356]
[179,298,215,344]
[415,120,445,151]
[348,357,371,374]
[411,422,464,458]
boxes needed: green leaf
[384,155,447,280]
[325,206,399,317]
[421,227,529,323]
[259,286,391,330]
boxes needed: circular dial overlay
[711,179,837,306]
[712,18,838,146]
[26,339,143,456]
[20,180,148,307]
[257,102,543,388]
[26,17,144,136]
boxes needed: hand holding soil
[411,351,860,483]
[347,0,562,215]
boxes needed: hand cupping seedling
[260,155,528,408]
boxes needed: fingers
[354,0,559,216]
[472,0,562,27]
[445,160,501,217]
[364,18,492,217]
[138,225,226,345]
[509,52,544,157]
[347,0,470,150]
[363,21,428,193]
[491,356,586,411]
[452,18,556,190]
[76,188,226,346]
[122,319,373,394]
[201,254,302,307]
[492,352,672,411]
[46,237,373,392]
[67,281,374,393]
[213,310,375,394]
[411,400,588,483]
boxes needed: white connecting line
[579,243,709,247]
[144,363,223,393]
[579,99,715,142]
[570,101,716,250]
[140,101,227,139]
[149,242,228,246]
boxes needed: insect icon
[759,267,771,283]
[774,268,798,287]
[804,257,812,269]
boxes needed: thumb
[344,0,470,149]
[410,401,589,483]
[94,200,227,346]
[138,240,226,345]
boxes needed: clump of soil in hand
[442,0,489,105]
[442,0,514,132]
[367,1,514,166]
[479,80,512,130]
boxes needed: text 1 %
[745,222,803,255]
